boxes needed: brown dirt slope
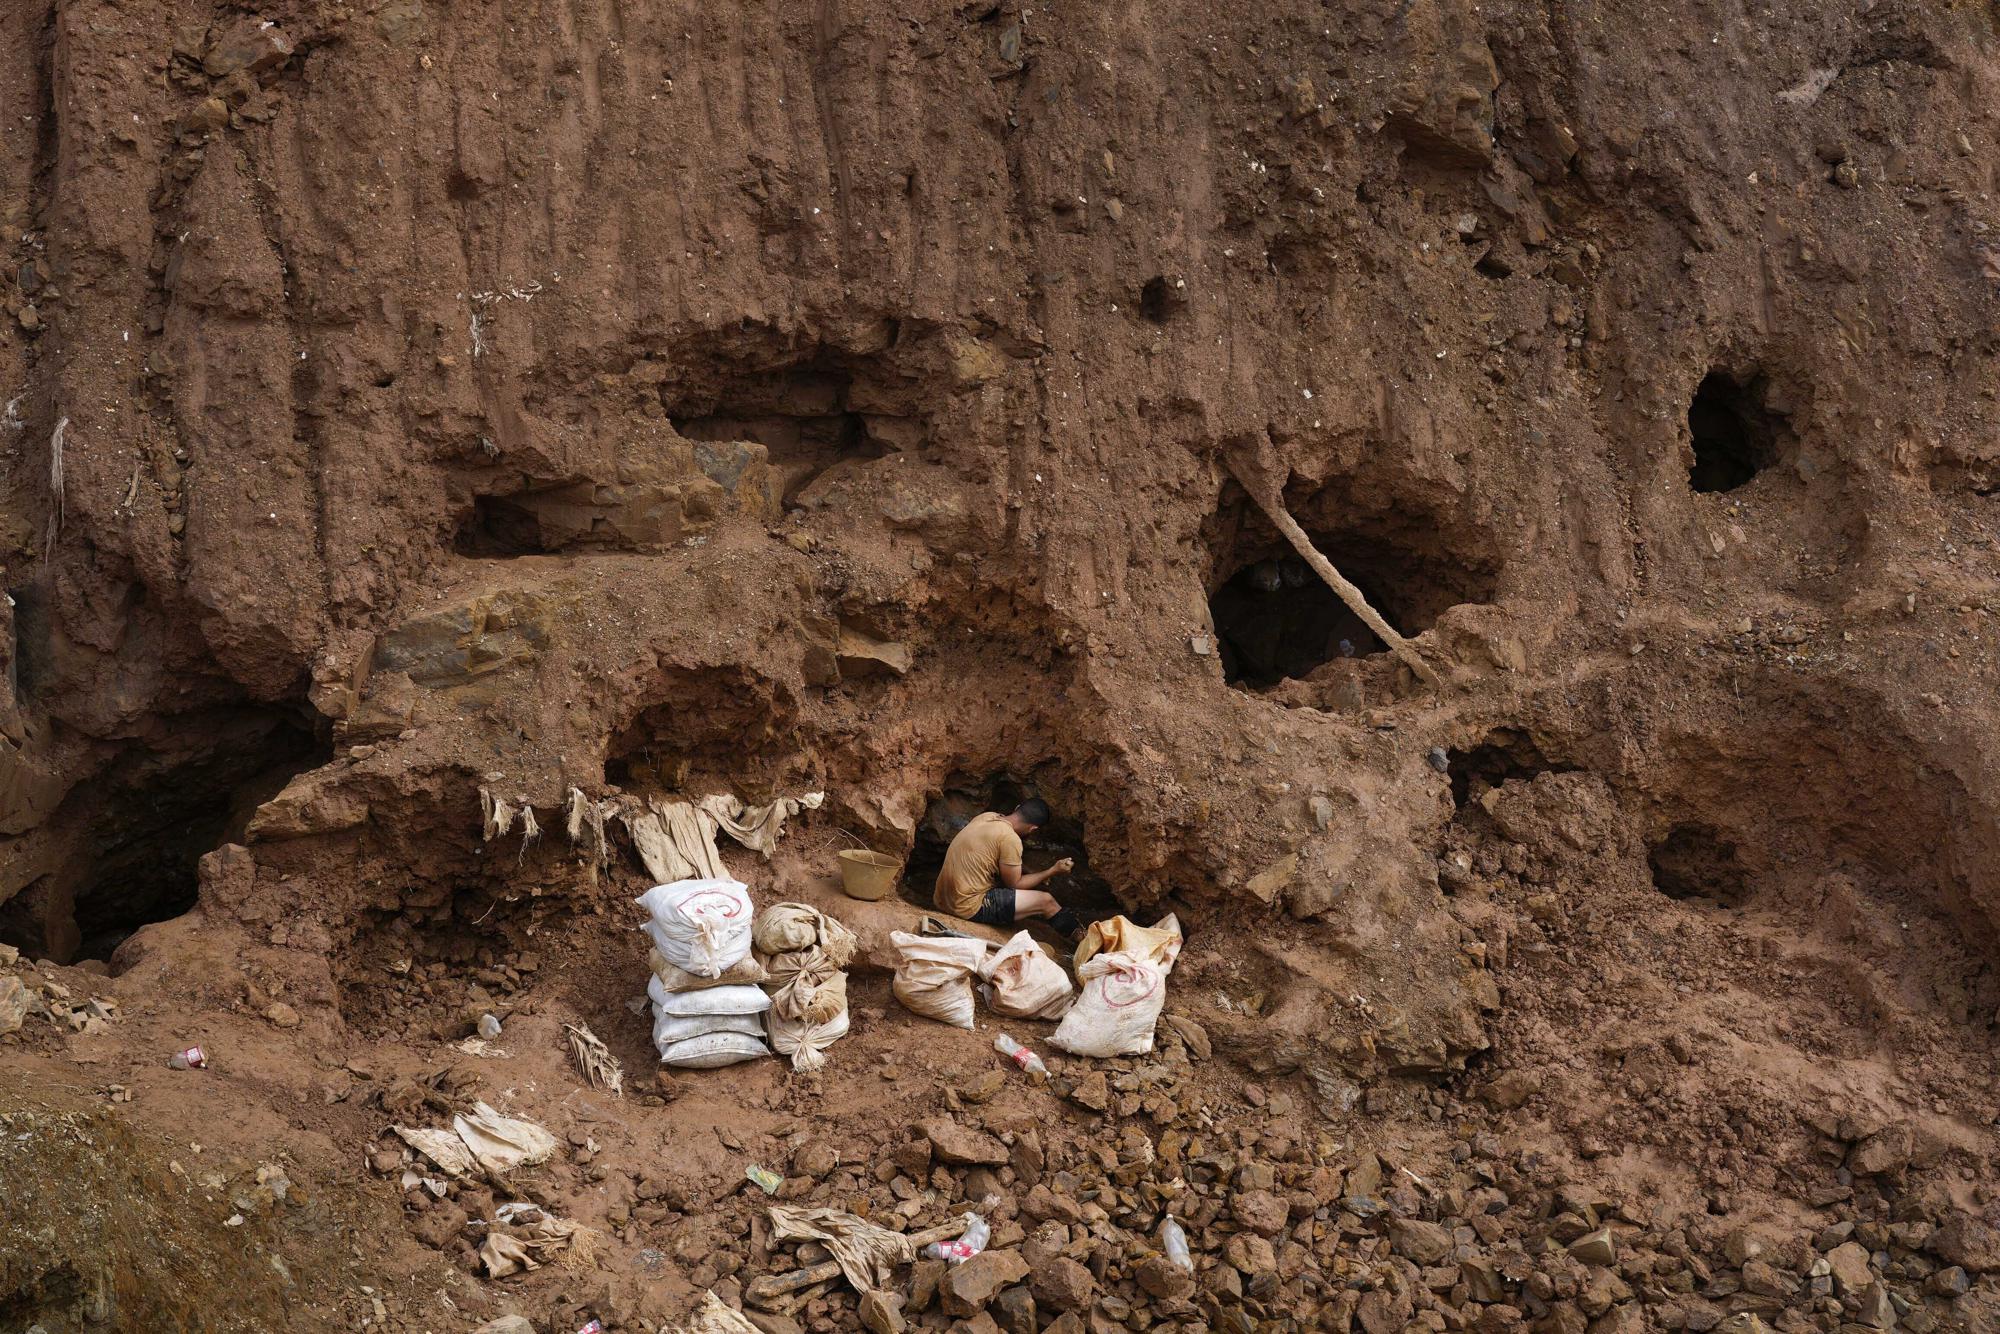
[1,1,1998,1331]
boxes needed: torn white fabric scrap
[453,1101,560,1174]
[697,791,825,859]
[393,1125,477,1178]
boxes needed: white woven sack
[979,930,1075,1020]
[660,1031,771,1068]
[889,931,988,1029]
[635,879,754,977]
[649,948,768,991]
[647,974,770,1018]
[1049,950,1167,1057]
[653,1008,767,1050]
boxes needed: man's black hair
[1015,797,1052,827]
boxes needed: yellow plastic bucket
[837,849,902,902]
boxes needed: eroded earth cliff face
[2,1,1999,1331]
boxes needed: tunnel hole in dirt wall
[0,708,333,966]
[603,664,797,795]
[1204,483,1500,690]
[1447,729,1574,807]
[901,772,1121,923]
[665,343,929,506]
[455,492,566,557]
[1648,823,1750,906]
[1688,371,1790,493]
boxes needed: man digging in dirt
[933,798,1083,937]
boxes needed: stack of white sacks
[637,879,773,1069]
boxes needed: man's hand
[1009,857,1075,891]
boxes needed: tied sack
[755,902,857,1073]
[635,878,753,978]
[767,971,852,1072]
[653,1008,766,1047]
[1049,950,1169,1057]
[1073,912,1182,971]
[649,949,769,992]
[980,931,1075,1020]
[646,974,770,1019]
[890,932,988,1029]
[659,1031,771,1068]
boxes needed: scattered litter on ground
[562,1022,623,1094]
[476,1202,598,1278]
[921,1212,989,1264]
[991,1032,1048,1078]
[391,1102,557,1178]
[768,1205,918,1292]
[675,1292,760,1334]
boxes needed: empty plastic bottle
[992,1032,1048,1078]
[1160,1215,1194,1272]
[924,1213,990,1264]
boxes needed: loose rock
[942,1249,1030,1316]
[1029,1256,1095,1312]
[0,976,28,1035]
[1933,1215,2000,1273]
[858,1290,905,1334]
[921,1117,1009,1167]
[1390,1217,1455,1265]
[1231,1189,1288,1238]
[1569,1228,1616,1266]
[1069,1070,1108,1113]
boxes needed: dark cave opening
[1648,823,1748,906]
[8,577,49,702]
[900,773,1121,925]
[455,493,560,557]
[667,350,913,504]
[1203,485,1501,693]
[1139,275,1185,323]
[1208,537,1496,692]
[1209,554,1389,687]
[1688,371,1786,494]
[0,711,332,966]
[1447,728,1572,807]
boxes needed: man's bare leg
[1012,888,1081,937]
[1012,888,1062,921]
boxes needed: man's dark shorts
[970,886,1015,927]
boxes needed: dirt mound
[2,0,1999,1329]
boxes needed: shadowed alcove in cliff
[1203,482,1500,690]
[1648,822,1750,906]
[0,710,331,966]
[663,339,932,505]
[898,772,1120,922]
[1688,370,1790,493]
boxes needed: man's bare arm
[999,857,1073,891]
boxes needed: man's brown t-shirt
[934,812,1022,918]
